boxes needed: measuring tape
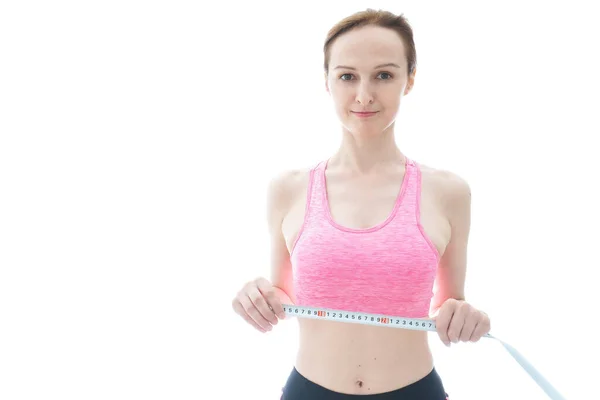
[282,303,566,400]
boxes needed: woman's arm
[428,171,490,345]
[429,172,472,316]
[266,171,297,305]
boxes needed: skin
[232,24,490,395]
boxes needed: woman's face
[326,25,415,138]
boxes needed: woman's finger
[459,309,479,342]
[239,293,273,331]
[447,303,469,343]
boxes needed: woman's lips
[352,111,378,118]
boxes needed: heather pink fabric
[290,156,440,318]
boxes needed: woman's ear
[404,69,416,95]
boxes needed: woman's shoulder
[415,161,471,204]
[266,162,315,219]
[268,163,314,196]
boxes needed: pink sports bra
[290,156,440,318]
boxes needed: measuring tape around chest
[282,303,566,400]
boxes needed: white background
[1,1,598,399]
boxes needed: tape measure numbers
[282,303,565,400]
[283,304,490,336]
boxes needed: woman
[231,9,491,400]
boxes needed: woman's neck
[329,128,405,173]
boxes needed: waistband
[281,366,448,400]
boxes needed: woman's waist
[296,319,433,375]
[294,335,434,396]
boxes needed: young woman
[232,9,491,400]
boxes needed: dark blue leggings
[281,367,449,400]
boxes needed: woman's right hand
[232,277,287,333]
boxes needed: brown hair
[323,9,417,77]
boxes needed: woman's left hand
[433,298,490,346]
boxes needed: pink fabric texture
[290,156,440,318]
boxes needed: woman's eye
[340,72,392,81]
